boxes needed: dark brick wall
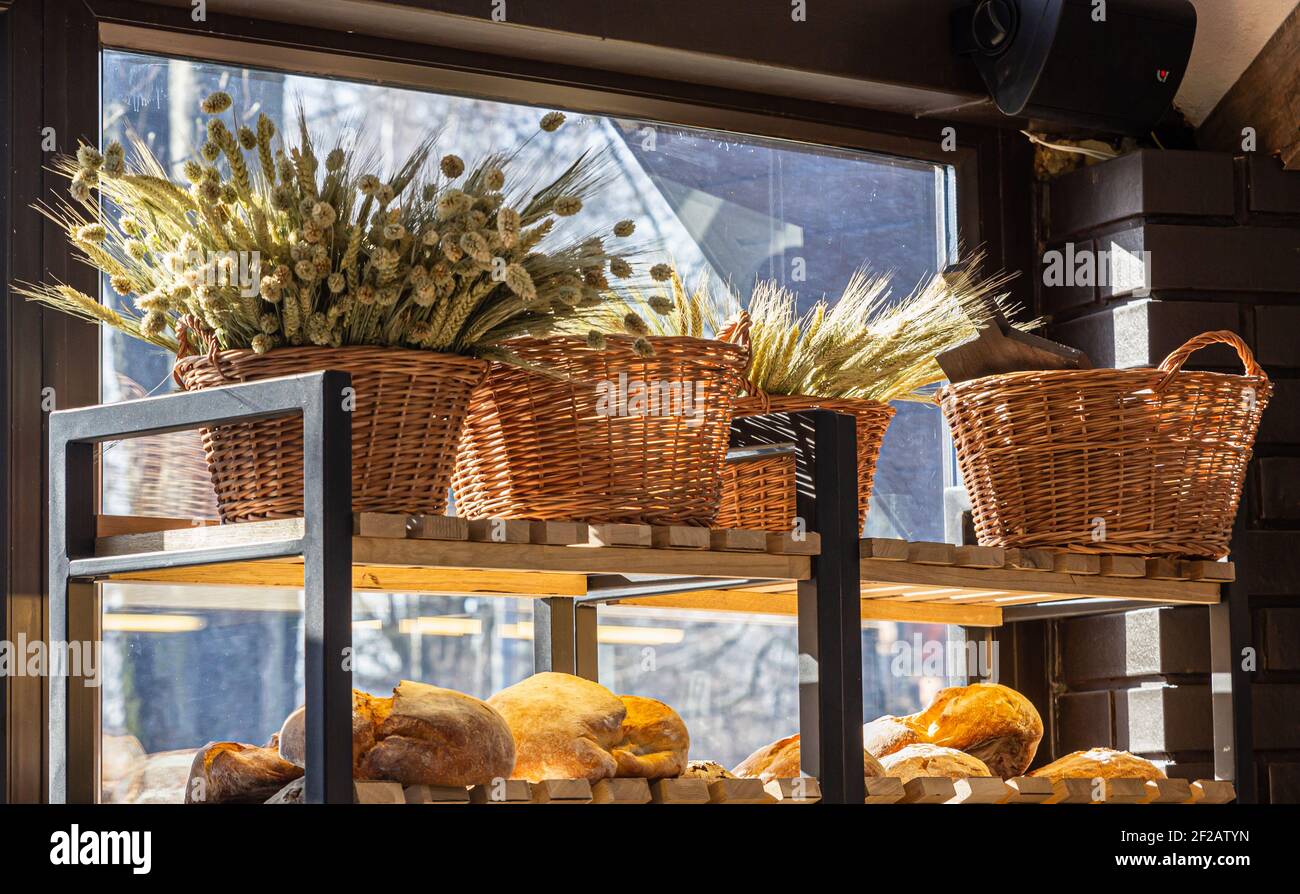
[1015,150,1300,802]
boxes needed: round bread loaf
[185,741,302,804]
[681,760,735,782]
[731,733,885,785]
[863,682,1043,777]
[278,680,515,786]
[610,695,690,779]
[1031,748,1166,782]
[879,743,992,783]
[487,672,628,782]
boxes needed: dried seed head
[649,263,673,282]
[609,258,633,279]
[141,310,168,338]
[200,141,221,163]
[648,295,675,315]
[586,330,607,350]
[613,219,636,238]
[327,272,346,294]
[540,111,566,132]
[383,222,406,242]
[325,148,346,171]
[251,333,274,354]
[109,275,134,297]
[440,154,465,178]
[623,312,650,336]
[238,126,258,151]
[633,337,655,358]
[358,174,381,196]
[483,167,505,191]
[200,91,233,114]
[504,263,537,303]
[77,145,103,170]
[553,195,582,217]
[75,223,107,243]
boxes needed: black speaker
[954,0,1197,134]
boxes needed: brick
[1040,237,1097,315]
[1257,379,1300,444]
[1258,458,1300,521]
[1058,690,1113,753]
[1050,300,1244,369]
[1239,531,1300,596]
[1161,760,1216,782]
[1048,150,1236,240]
[1060,606,1210,681]
[1118,685,1212,753]
[1089,224,1300,299]
[1252,685,1300,749]
[1261,608,1300,671]
[1243,154,1300,217]
[1255,306,1300,368]
[1267,764,1300,804]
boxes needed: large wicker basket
[452,335,749,525]
[938,331,1270,559]
[174,347,487,522]
[715,395,895,533]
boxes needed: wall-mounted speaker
[953,0,1197,134]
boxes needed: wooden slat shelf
[94,517,1227,627]
[352,776,1233,805]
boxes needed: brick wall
[1005,150,1300,803]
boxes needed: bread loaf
[184,741,302,804]
[1031,748,1166,782]
[610,695,690,779]
[732,733,885,785]
[487,672,627,782]
[681,760,735,782]
[863,682,1043,777]
[277,680,515,787]
[878,743,992,783]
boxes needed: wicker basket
[174,347,487,522]
[715,395,895,533]
[938,331,1270,559]
[452,335,749,524]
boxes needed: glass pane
[97,49,965,800]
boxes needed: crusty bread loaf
[277,680,515,787]
[879,743,993,783]
[732,733,885,785]
[681,760,735,782]
[610,695,690,779]
[1031,748,1166,782]
[185,741,302,804]
[863,682,1043,777]
[487,672,627,782]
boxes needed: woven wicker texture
[716,394,895,533]
[938,331,1270,558]
[452,335,748,524]
[175,347,486,521]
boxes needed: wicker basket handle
[1155,330,1267,391]
[717,311,757,395]
[171,314,230,388]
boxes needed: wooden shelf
[94,517,1227,627]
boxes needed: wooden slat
[404,784,472,804]
[1140,778,1193,804]
[765,532,820,555]
[900,777,956,804]
[763,778,820,803]
[1181,560,1235,583]
[650,778,710,804]
[586,524,652,548]
[1003,777,1054,804]
[1099,555,1147,577]
[1101,778,1149,804]
[353,781,409,804]
[467,780,531,803]
[709,528,768,552]
[590,778,651,804]
[1145,558,1188,581]
[1044,779,1097,804]
[407,515,469,541]
[528,521,588,546]
[1190,780,1236,804]
[858,599,1004,627]
[950,777,1012,804]
[860,538,909,561]
[96,514,215,537]
[953,545,1005,568]
[96,518,306,557]
[864,777,905,804]
[467,518,531,544]
[353,512,410,539]
[651,526,710,550]
[1004,548,1055,572]
[707,778,772,804]
[907,541,956,565]
[529,779,593,803]
[1053,553,1100,575]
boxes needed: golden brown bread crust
[487,672,628,782]
[1031,748,1166,782]
[610,695,690,779]
[185,741,302,804]
[864,682,1043,777]
[731,733,885,785]
[681,760,735,782]
[277,681,515,786]
[879,743,993,783]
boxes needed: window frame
[4,0,1034,802]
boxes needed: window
[97,49,966,802]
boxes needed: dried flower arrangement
[16,94,643,366]
[611,254,1025,402]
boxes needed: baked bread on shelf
[610,695,690,779]
[184,741,302,804]
[680,760,736,782]
[863,682,1043,777]
[879,743,993,783]
[732,733,885,785]
[1031,748,1166,782]
[487,672,628,782]
[278,680,515,787]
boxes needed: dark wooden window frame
[2,0,1033,802]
